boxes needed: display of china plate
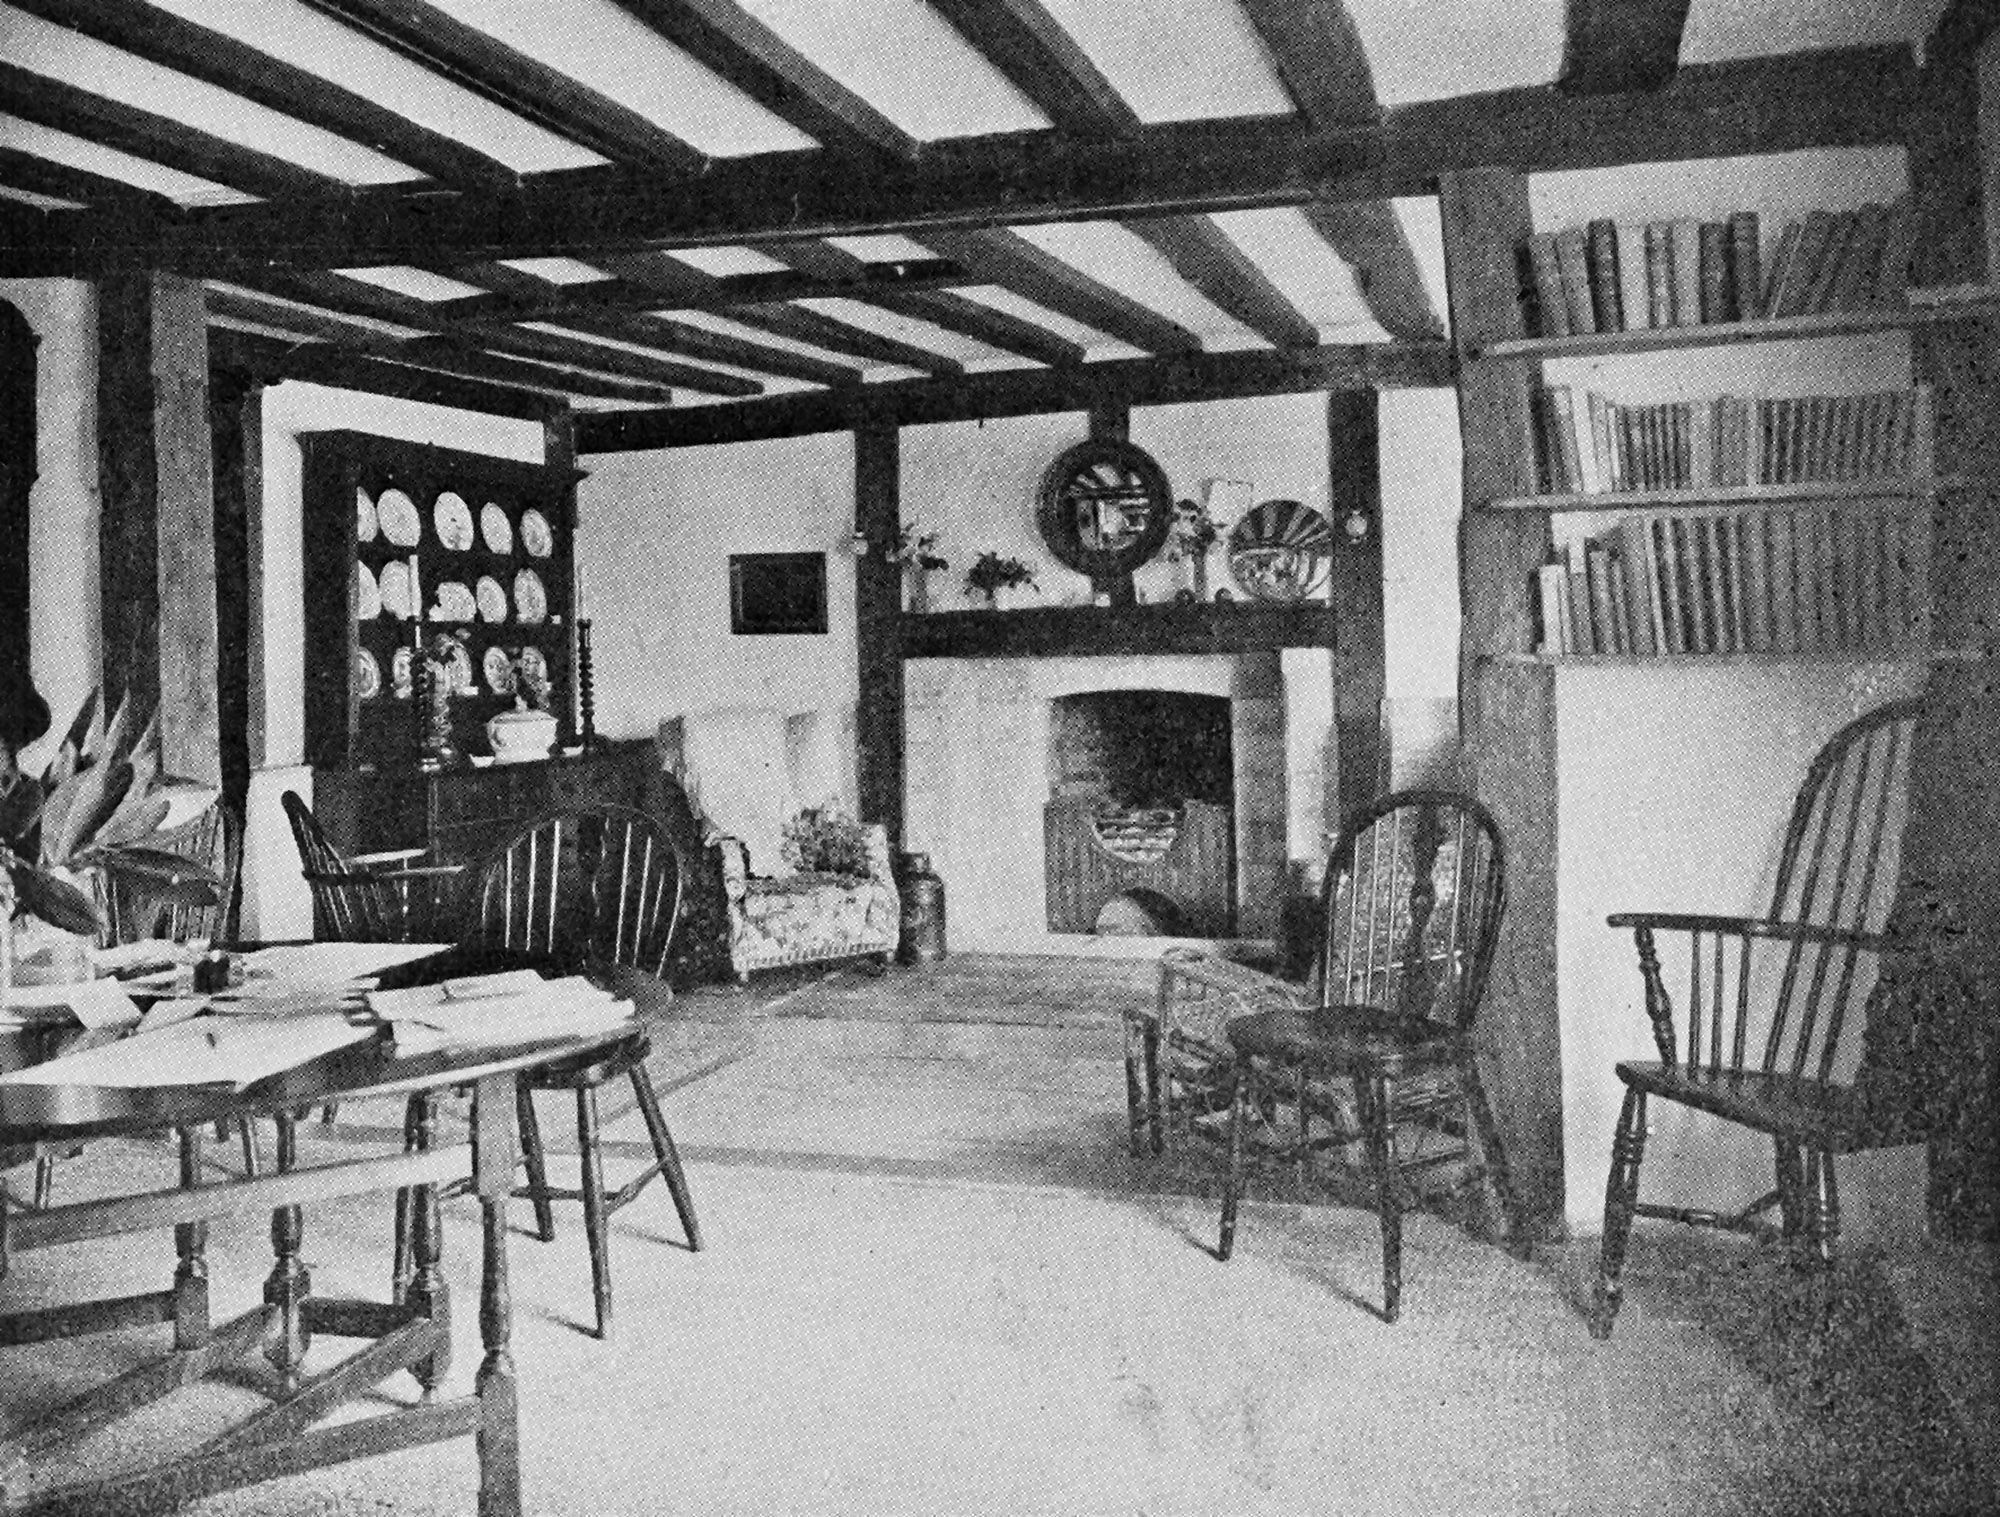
[378,559,414,620]
[1226,498,1333,602]
[391,645,414,699]
[519,508,553,559]
[352,648,380,700]
[513,568,547,624]
[356,488,378,544]
[480,502,513,554]
[483,645,515,695]
[435,634,475,695]
[377,488,421,547]
[516,645,549,704]
[433,491,475,552]
[353,561,381,621]
[475,575,508,624]
[433,581,477,623]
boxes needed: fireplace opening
[1045,690,1236,937]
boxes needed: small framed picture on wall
[729,551,828,635]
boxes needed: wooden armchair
[281,790,463,944]
[1592,697,1933,1339]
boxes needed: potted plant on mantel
[888,523,949,614]
[964,551,1037,611]
[1,691,220,992]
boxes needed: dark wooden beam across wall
[899,603,1337,660]
[578,340,1452,451]
[1325,390,1383,823]
[854,426,905,843]
[924,0,1140,137]
[1300,201,1445,339]
[1,48,1915,279]
[1125,215,1320,349]
[920,229,1204,357]
[0,300,35,685]
[0,148,178,213]
[206,367,261,829]
[1557,0,1695,96]
[1238,0,1382,130]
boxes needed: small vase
[907,569,929,615]
[1191,554,1209,602]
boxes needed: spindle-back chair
[280,790,462,945]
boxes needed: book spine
[1552,386,1585,493]
[1606,541,1634,655]
[1773,210,1831,317]
[1617,221,1652,331]
[1740,510,1771,652]
[1617,515,1660,656]
[1768,510,1799,654]
[1589,391,1618,493]
[1566,540,1597,654]
[1761,221,1800,317]
[1525,233,1570,337]
[1554,227,1598,334]
[1654,516,1687,654]
[1698,220,1732,322]
[1587,219,1624,331]
[1872,194,1913,308]
[1829,203,1889,314]
[1587,540,1620,655]
[1729,210,1763,320]
[1645,221,1677,326]
[1670,218,1703,327]
[1801,209,1853,316]
[1538,560,1571,654]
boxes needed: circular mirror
[1035,438,1173,579]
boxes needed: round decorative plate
[513,568,547,625]
[519,508,553,559]
[516,646,550,705]
[1226,499,1334,602]
[480,502,513,554]
[353,648,380,701]
[377,488,421,547]
[483,646,516,696]
[433,491,475,552]
[378,559,413,620]
[475,575,508,624]
[353,561,381,621]
[435,580,476,623]
[1034,438,1173,578]
[356,489,378,544]
[391,645,414,699]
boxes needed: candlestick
[577,618,596,752]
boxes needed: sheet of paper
[238,941,453,987]
[1,978,144,1029]
[0,1012,375,1090]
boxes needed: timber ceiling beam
[576,340,1454,451]
[1299,202,1443,339]
[920,228,1205,356]
[0,47,1915,278]
[923,0,1139,137]
[1124,215,1320,348]
[1557,0,1695,96]
[0,148,179,213]
[298,0,706,175]
[6,0,518,189]
[606,0,917,161]
[211,327,560,420]
[1238,0,1381,129]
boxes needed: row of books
[1520,198,1912,338]
[1536,506,1926,657]
[1533,385,1929,496]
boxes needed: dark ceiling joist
[516,309,861,388]
[1558,0,1695,96]
[1125,215,1319,348]
[0,148,177,213]
[1237,0,1382,130]
[923,0,1139,137]
[606,0,917,161]
[426,259,969,324]
[1,47,1916,278]
[1299,202,1443,339]
[577,340,1454,451]
[920,229,1204,356]
[7,0,518,188]
[455,323,762,396]
[298,0,706,176]
[0,60,340,202]
[211,326,558,420]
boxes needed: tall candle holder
[576,617,597,752]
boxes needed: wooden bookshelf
[1484,649,1969,669]
[1477,307,1933,362]
[1485,477,1973,513]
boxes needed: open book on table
[366,971,634,1057]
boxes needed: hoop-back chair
[1166,791,1509,1323]
[1593,698,1930,1338]
[449,803,701,1339]
[281,790,463,945]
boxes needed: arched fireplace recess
[1044,689,1236,937]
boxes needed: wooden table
[0,1020,630,1516]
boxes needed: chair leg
[238,1118,263,1178]
[1460,1058,1516,1253]
[630,1067,700,1251]
[576,1086,614,1339]
[1774,1139,1805,1262]
[1362,1072,1402,1324]
[516,1081,556,1244]
[1591,1086,1649,1340]
[390,1092,426,1306]
[32,1153,54,1209]
[1122,1015,1149,1158]
[1801,1149,1840,1274]
[1217,1059,1250,1261]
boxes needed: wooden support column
[854,424,905,843]
[98,272,219,785]
[544,408,580,748]
[207,366,262,830]
[0,300,34,685]
[1439,167,1563,1240]
[1087,401,1137,606]
[1326,389,1384,823]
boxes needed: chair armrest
[1607,911,1904,955]
[350,847,429,868]
[713,836,749,902]
[860,824,894,885]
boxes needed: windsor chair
[281,790,463,945]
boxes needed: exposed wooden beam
[1558,0,1694,96]
[424,261,971,324]
[923,0,1139,136]
[7,0,519,188]
[2,47,1917,277]
[210,327,556,419]
[516,310,860,388]
[1125,214,1320,348]
[0,148,179,213]
[298,0,706,175]
[455,323,764,396]
[0,60,341,202]
[1237,0,1381,129]
[606,0,917,160]
[577,340,1454,451]
[1299,201,1444,339]
[920,229,1204,356]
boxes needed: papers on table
[0,1011,374,1090]
[368,973,633,1058]
[0,979,143,1030]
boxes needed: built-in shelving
[1477,307,1945,363]
[897,600,1336,659]
[1484,477,1977,513]
[1483,648,1977,668]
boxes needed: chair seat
[520,1030,653,1092]
[1614,1061,1878,1151]
[1228,1004,1467,1074]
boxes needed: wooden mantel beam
[0,46,1915,279]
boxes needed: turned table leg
[471,1071,521,1517]
[262,1112,311,1389]
[174,1126,211,1351]
[407,1091,452,1402]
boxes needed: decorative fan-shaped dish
[353,561,381,622]
[356,488,378,544]
[480,502,513,554]
[475,575,508,624]
[519,508,553,559]
[513,569,547,625]
[352,648,380,701]
[377,488,421,547]
[433,491,475,551]
[1226,499,1333,602]
[378,560,413,621]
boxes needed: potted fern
[964,551,1036,611]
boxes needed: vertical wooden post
[854,423,905,842]
[98,272,219,785]
[1326,389,1384,823]
[0,301,36,687]
[208,366,262,824]
[1087,401,1137,605]
[545,408,580,747]
[1439,167,1565,1240]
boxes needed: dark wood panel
[900,602,1336,660]
[854,426,904,842]
[1327,390,1384,822]
[1558,0,1694,96]
[0,299,34,688]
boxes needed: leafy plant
[888,523,949,572]
[964,551,1036,599]
[780,805,870,879]
[1,690,221,938]
[1166,499,1223,561]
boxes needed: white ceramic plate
[516,645,550,704]
[356,489,378,544]
[435,581,476,623]
[480,502,513,554]
[519,508,553,559]
[353,561,381,621]
[435,635,475,695]
[433,491,475,552]
[475,574,508,624]
[377,488,421,547]
[513,569,547,625]
[483,646,516,695]
[378,560,413,620]
[391,645,414,699]
[353,648,380,700]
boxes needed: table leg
[472,1072,521,1517]
[174,1126,211,1351]
[406,1091,452,1402]
[262,1111,312,1390]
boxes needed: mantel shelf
[1475,306,1952,362]
[1481,649,1980,668]
[898,600,1337,659]
[1482,477,1983,513]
